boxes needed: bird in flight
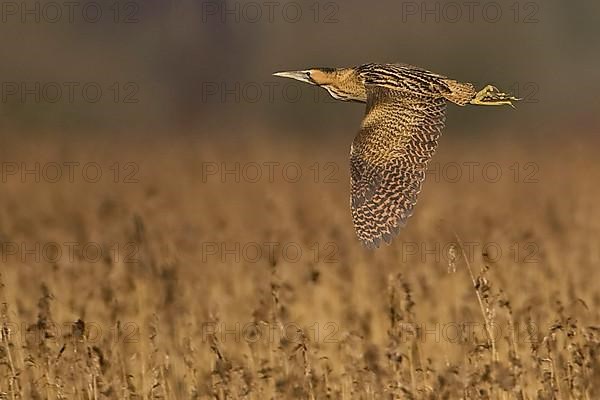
[274,63,518,248]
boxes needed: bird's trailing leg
[470,84,520,108]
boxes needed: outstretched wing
[350,85,447,248]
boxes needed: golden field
[0,131,599,399]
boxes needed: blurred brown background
[1,0,599,139]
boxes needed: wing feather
[350,85,447,248]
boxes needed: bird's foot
[471,85,520,108]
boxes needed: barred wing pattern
[350,85,447,248]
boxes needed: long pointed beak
[273,70,313,84]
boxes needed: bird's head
[273,68,337,86]
[273,67,365,102]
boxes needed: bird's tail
[469,84,520,108]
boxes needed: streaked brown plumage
[274,63,518,248]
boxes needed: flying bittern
[273,63,518,248]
